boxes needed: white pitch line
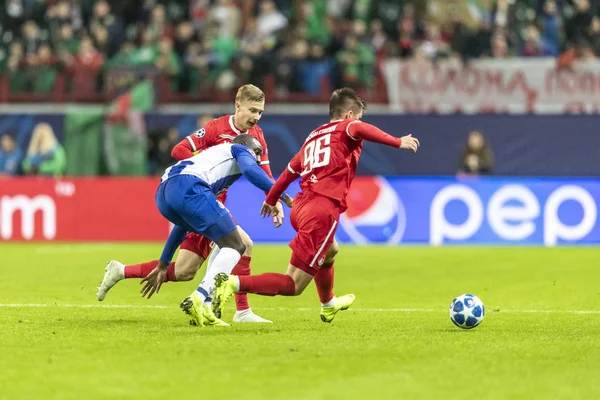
[0,304,599,314]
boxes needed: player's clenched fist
[400,134,420,153]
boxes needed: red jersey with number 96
[286,119,363,211]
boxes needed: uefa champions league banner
[226,176,600,246]
[1,177,598,245]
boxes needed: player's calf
[237,226,254,257]
[324,239,339,265]
[173,250,205,281]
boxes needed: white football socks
[321,297,336,308]
[196,247,241,299]
[202,245,221,305]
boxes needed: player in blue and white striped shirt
[146,134,290,326]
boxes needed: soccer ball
[449,294,485,329]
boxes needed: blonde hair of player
[235,84,265,104]
[233,84,265,132]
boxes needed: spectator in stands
[190,0,211,32]
[491,32,510,58]
[136,29,158,65]
[22,123,66,177]
[257,0,288,37]
[458,131,494,176]
[174,21,196,59]
[92,24,112,58]
[373,0,403,37]
[299,42,330,94]
[155,36,182,91]
[539,0,562,54]
[370,19,388,58]
[30,43,58,93]
[55,23,80,57]
[566,0,594,46]
[46,1,74,42]
[21,20,42,58]
[4,41,28,92]
[0,133,23,176]
[69,37,104,94]
[337,35,375,89]
[209,0,242,38]
[146,4,174,41]
[520,24,557,57]
[5,0,600,101]
[589,17,600,54]
[419,22,451,60]
[106,41,137,71]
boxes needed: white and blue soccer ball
[449,294,485,329]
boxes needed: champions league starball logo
[337,177,406,244]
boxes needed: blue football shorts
[155,174,237,242]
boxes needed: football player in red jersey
[97,85,288,323]
[211,87,420,323]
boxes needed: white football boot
[233,309,273,323]
[97,260,125,301]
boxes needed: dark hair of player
[233,134,263,157]
[328,87,367,119]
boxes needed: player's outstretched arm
[348,121,420,152]
[232,145,276,193]
[140,225,187,298]
[262,161,300,217]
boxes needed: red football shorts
[180,233,214,260]
[178,192,232,260]
[289,192,341,276]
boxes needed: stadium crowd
[1,0,599,98]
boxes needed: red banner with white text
[0,178,168,241]
[382,58,600,114]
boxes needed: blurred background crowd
[3,0,599,178]
[1,0,599,98]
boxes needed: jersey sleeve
[265,152,302,206]
[159,225,187,264]
[231,144,274,193]
[346,120,403,148]
[255,128,274,179]
[171,119,219,160]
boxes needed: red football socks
[231,256,251,311]
[238,273,295,296]
[314,263,335,303]
[124,260,177,282]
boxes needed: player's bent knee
[237,226,253,256]
[235,242,247,256]
[174,251,203,281]
[216,231,247,256]
[293,284,306,296]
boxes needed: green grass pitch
[1,243,599,400]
